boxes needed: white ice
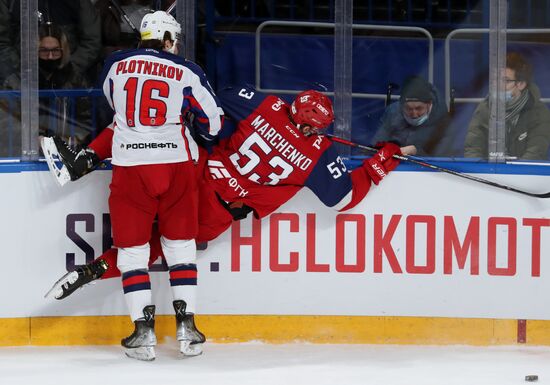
[0,342,548,385]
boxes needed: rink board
[1,163,550,345]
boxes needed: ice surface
[0,343,548,385]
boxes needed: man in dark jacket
[371,76,452,157]
[464,52,550,161]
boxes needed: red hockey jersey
[207,85,372,218]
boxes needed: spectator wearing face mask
[464,52,550,160]
[371,76,452,157]
[38,23,93,144]
[2,23,93,146]
[0,0,101,86]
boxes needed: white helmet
[140,11,181,53]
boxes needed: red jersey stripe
[123,275,150,287]
[170,270,198,280]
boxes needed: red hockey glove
[363,142,402,185]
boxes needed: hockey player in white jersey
[95,10,223,361]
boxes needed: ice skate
[122,305,157,361]
[174,300,206,356]
[40,136,72,186]
[45,259,108,300]
[40,135,100,186]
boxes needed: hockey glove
[215,193,254,221]
[227,201,254,221]
[363,141,402,185]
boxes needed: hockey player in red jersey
[72,10,222,361]
[44,85,413,329]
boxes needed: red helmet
[290,90,334,130]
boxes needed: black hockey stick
[109,0,141,39]
[326,134,550,198]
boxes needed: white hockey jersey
[98,48,224,166]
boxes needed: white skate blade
[125,346,156,361]
[44,271,79,299]
[40,136,71,187]
[180,341,203,356]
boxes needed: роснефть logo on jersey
[124,142,178,150]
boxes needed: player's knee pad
[117,243,150,273]
[160,236,196,267]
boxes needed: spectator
[2,23,93,146]
[464,52,550,160]
[37,23,88,90]
[38,23,93,144]
[0,0,101,84]
[371,76,452,157]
